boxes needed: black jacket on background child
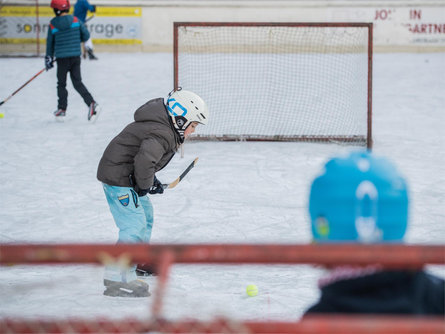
[305,269,444,315]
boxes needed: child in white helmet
[97,88,208,297]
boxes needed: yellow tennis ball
[0,113,4,118]
[246,284,258,297]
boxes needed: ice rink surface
[0,52,444,320]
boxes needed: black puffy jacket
[305,270,444,315]
[97,98,181,189]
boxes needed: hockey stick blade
[162,157,198,189]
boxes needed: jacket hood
[134,98,183,143]
[51,15,74,31]
[134,98,169,123]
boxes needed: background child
[305,151,444,315]
[74,0,98,60]
[45,0,98,121]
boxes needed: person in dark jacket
[304,151,444,315]
[73,0,98,60]
[45,0,98,121]
[97,88,209,297]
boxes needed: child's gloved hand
[45,56,54,71]
[148,176,164,195]
[134,185,149,197]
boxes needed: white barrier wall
[1,0,444,53]
[139,0,445,52]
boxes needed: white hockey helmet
[166,88,209,137]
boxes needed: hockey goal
[174,22,373,148]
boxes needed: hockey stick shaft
[0,67,46,106]
[162,157,198,189]
[85,15,95,23]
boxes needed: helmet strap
[174,116,188,130]
[169,115,187,141]
[53,8,69,16]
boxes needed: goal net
[174,23,373,148]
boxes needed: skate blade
[103,286,150,298]
[54,116,65,123]
[103,279,150,298]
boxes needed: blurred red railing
[0,243,444,334]
[1,316,444,334]
[1,243,443,267]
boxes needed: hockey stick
[85,15,95,23]
[162,157,198,189]
[0,67,47,106]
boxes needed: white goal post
[174,22,373,149]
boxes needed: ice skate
[87,101,100,122]
[53,109,66,121]
[87,48,98,60]
[103,279,150,298]
[136,263,158,277]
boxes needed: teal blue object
[309,151,409,243]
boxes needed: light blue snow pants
[102,183,154,243]
[102,184,154,283]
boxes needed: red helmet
[50,0,70,11]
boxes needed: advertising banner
[0,6,142,45]
[329,6,445,47]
